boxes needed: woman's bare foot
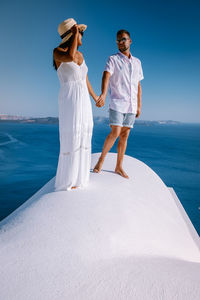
[115,167,129,179]
[71,186,78,189]
[93,158,104,173]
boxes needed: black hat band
[60,29,72,39]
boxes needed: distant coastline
[0,115,183,126]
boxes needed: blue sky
[0,0,200,122]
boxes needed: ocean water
[0,120,200,235]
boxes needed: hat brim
[59,24,87,46]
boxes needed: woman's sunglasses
[79,29,84,36]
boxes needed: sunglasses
[116,37,129,43]
[79,29,84,36]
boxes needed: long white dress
[55,59,93,191]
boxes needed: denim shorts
[109,108,136,128]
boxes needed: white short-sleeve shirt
[104,51,144,114]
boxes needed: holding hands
[95,93,106,108]
[95,71,110,108]
[87,71,110,108]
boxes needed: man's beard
[119,45,129,52]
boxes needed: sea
[0,120,200,235]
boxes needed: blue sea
[0,120,200,235]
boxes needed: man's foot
[115,167,129,179]
[93,158,104,173]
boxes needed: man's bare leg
[115,127,130,178]
[93,125,121,173]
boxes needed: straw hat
[58,18,87,45]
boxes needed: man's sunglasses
[116,37,129,43]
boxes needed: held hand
[136,108,141,118]
[95,96,102,107]
[94,96,101,107]
[96,94,106,107]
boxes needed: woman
[53,18,98,191]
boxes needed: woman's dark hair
[53,35,74,71]
[117,29,131,38]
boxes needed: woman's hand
[71,24,79,36]
[95,96,102,107]
[92,95,100,106]
[96,94,106,107]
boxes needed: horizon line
[0,114,200,124]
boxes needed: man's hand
[96,93,106,107]
[136,108,141,118]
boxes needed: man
[94,29,144,178]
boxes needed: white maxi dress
[55,60,93,191]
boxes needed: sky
[0,0,200,123]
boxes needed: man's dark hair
[117,29,131,38]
